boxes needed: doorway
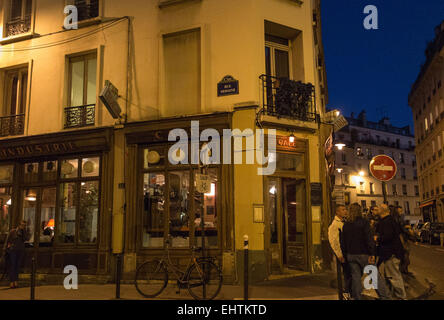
[267,177,308,273]
[22,187,56,270]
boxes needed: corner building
[409,21,444,223]
[0,0,331,283]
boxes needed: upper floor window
[65,52,97,129]
[73,0,99,22]
[4,0,32,38]
[1,67,27,137]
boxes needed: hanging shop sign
[195,174,212,194]
[311,182,323,206]
[217,75,239,97]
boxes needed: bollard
[30,257,36,300]
[115,254,122,299]
[243,235,249,301]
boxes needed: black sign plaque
[311,183,323,206]
[217,75,239,96]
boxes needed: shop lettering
[0,142,76,159]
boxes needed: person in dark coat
[375,204,407,299]
[341,203,391,300]
[6,221,30,289]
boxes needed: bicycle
[134,237,223,300]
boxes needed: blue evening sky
[321,0,444,131]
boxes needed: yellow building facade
[0,0,331,283]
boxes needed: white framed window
[265,34,292,80]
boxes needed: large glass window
[0,184,13,242]
[141,146,220,249]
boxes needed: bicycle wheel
[186,260,222,300]
[135,260,168,298]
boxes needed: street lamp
[359,171,365,177]
[335,143,346,150]
[289,133,296,143]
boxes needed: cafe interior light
[335,143,346,150]
[25,190,37,202]
[205,183,216,197]
[336,168,343,173]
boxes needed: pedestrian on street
[6,221,30,289]
[341,203,391,300]
[328,204,352,299]
[375,204,407,300]
[392,206,412,275]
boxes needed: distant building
[333,111,421,223]
[409,20,444,223]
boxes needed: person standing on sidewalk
[392,206,412,276]
[375,204,407,300]
[6,221,30,289]
[342,203,391,300]
[328,204,352,299]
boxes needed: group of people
[328,203,412,300]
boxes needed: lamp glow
[359,171,365,177]
[289,134,295,143]
[335,143,346,150]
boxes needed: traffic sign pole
[382,181,388,204]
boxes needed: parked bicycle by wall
[134,235,222,300]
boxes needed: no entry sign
[369,155,397,182]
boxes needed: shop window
[23,188,37,245]
[163,29,201,116]
[79,181,99,243]
[4,0,32,38]
[24,162,38,184]
[66,52,97,129]
[194,168,218,248]
[43,161,58,181]
[58,183,76,243]
[0,185,13,242]
[0,165,14,184]
[60,159,79,179]
[73,0,99,22]
[141,146,220,249]
[143,173,166,248]
[275,153,304,172]
[82,157,100,177]
[39,187,56,247]
[1,67,28,137]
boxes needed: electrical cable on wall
[0,17,127,53]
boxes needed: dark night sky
[321,0,444,131]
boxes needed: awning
[419,201,435,208]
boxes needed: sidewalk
[0,273,339,300]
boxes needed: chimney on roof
[379,117,391,127]
[358,110,367,126]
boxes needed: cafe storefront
[0,127,113,277]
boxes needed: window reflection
[23,188,37,246]
[82,157,100,177]
[169,171,190,248]
[39,188,56,247]
[143,173,165,247]
[59,183,76,243]
[195,168,218,247]
[0,187,12,242]
[79,181,99,243]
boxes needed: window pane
[268,180,278,244]
[0,187,12,242]
[169,171,190,248]
[43,161,57,181]
[70,60,84,107]
[39,187,56,247]
[23,188,37,247]
[61,159,79,179]
[10,0,23,20]
[9,74,18,115]
[0,165,14,184]
[58,183,76,243]
[24,162,39,184]
[143,148,165,169]
[79,181,99,243]
[194,169,218,247]
[20,72,28,114]
[275,153,304,172]
[86,58,97,105]
[25,0,32,16]
[142,173,165,247]
[275,49,289,79]
[82,157,100,177]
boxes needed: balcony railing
[0,114,25,137]
[260,74,317,122]
[76,0,99,21]
[5,15,31,37]
[64,104,95,129]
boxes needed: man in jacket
[375,204,407,299]
[328,204,352,299]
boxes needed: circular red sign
[369,155,397,182]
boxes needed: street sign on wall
[369,155,397,182]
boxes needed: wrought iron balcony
[5,15,31,37]
[65,104,95,129]
[260,74,317,122]
[0,114,25,137]
[75,0,99,21]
